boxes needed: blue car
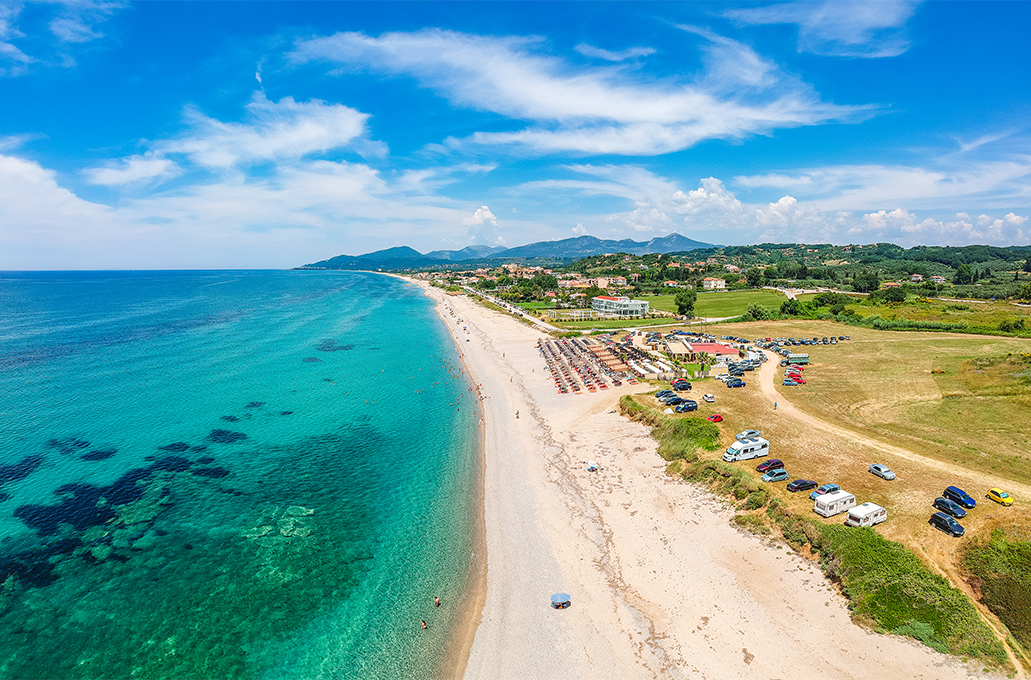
[782,379,798,386]
[675,401,698,413]
[761,468,790,483]
[726,381,746,388]
[930,512,965,537]
[810,483,840,500]
[943,486,977,509]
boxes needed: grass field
[548,317,680,330]
[644,289,788,318]
[516,300,555,310]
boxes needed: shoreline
[389,274,488,680]
[418,281,489,680]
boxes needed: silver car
[869,464,896,480]
[736,429,761,441]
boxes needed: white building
[591,295,649,317]
[702,277,726,290]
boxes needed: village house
[702,277,726,290]
[930,275,947,284]
[910,274,924,282]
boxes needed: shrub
[963,530,1031,653]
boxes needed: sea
[0,270,480,679]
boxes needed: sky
[1,1,1029,269]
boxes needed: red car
[756,459,784,473]
[791,377,806,384]
[707,414,723,422]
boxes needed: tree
[780,299,803,316]
[746,268,764,288]
[1024,259,1031,273]
[953,264,973,285]
[674,289,697,317]
[1020,282,1031,301]
[746,303,774,320]
[852,270,880,293]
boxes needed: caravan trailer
[722,437,770,463]
[844,503,887,527]
[813,490,856,517]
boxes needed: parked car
[869,464,896,480]
[702,394,715,403]
[663,397,684,406]
[929,512,965,537]
[675,401,698,413]
[932,497,967,519]
[782,379,798,386]
[809,483,840,500]
[707,414,723,422]
[943,486,976,508]
[787,479,818,492]
[736,430,762,440]
[727,381,745,388]
[790,377,806,385]
[673,382,692,392]
[756,459,784,473]
[987,488,1013,506]
[761,468,790,483]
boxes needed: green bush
[819,525,1005,664]
[963,530,1031,653]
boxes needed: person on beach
[421,620,428,630]
[516,410,519,419]
[434,597,440,607]
[774,402,778,410]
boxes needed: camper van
[813,490,856,518]
[722,437,770,463]
[844,503,887,527]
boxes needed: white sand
[417,282,997,680]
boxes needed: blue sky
[1,1,1029,268]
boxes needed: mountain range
[301,233,715,270]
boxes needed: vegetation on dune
[963,530,1031,655]
[618,395,720,462]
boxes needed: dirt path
[756,351,1031,499]
[756,349,1029,674]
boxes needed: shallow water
[0,270,478,678]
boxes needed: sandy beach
[416,281,997,680]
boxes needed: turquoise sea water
[0,270,478,679]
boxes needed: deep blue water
[0,270,479,679]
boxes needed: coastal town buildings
[591,295,649,317]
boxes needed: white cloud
[462,205,505,245]
[734,159,1031,211]
[727,0,922,58]
[0,0,125,75]
[572,222,588,235]
[292,28,867,156]
[574,43,655,62]
[160,92,376,169]
[84,155,180,186]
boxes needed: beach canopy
[551,593,571,609]
[586,461,598,472]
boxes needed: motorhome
[844,503,887,527]
[722,437,770,463]
[813,490,856,517]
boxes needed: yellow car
[987,488,1014,507]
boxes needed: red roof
[686,343,738,355]
[595,295,622,301]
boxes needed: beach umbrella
[550,593,571,609]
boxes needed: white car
[735,429,761,441]
[702,394,715,403]
[869,464,896,480]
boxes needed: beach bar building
[591,296,650,318]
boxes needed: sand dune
[416,281,997,680]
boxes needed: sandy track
[414,282,999,680]
[757,352,1031,500]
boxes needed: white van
[722,437,770,463]
[814,490,856,517]
[844,503,887,527]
